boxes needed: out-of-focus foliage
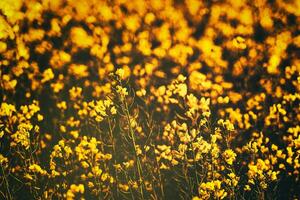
[0,0,299,199]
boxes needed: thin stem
[108,117,120,198]
[122,99,145,200]
[1,164,12,200]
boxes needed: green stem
[1,164,12,200]
[108,117,120,198]
[123,99,145,200]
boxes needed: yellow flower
[37,114,43,121]
[136,89,146,97]
[70,27,93,48]
[176,83,187,97]
[101,173,108,181]
[116,68,125,79]
[0,102,16,117]
[69,87,82,100]
[119,183,129,192]
[11,122,33,149]
[2,75,17,91]
[68,64,89,78]
[29,164,47,175]
[57,101,67,110]
[24,173,33,180]
[223,149,237,165]
[0,154,8,166]
[67,184,84,200]
[41,68,55,83]
[232,36,247,49]
[244,185,251,191]
[116,85,128,97]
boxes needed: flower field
[0,0,299,199]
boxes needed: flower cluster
[0,0,299,199]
